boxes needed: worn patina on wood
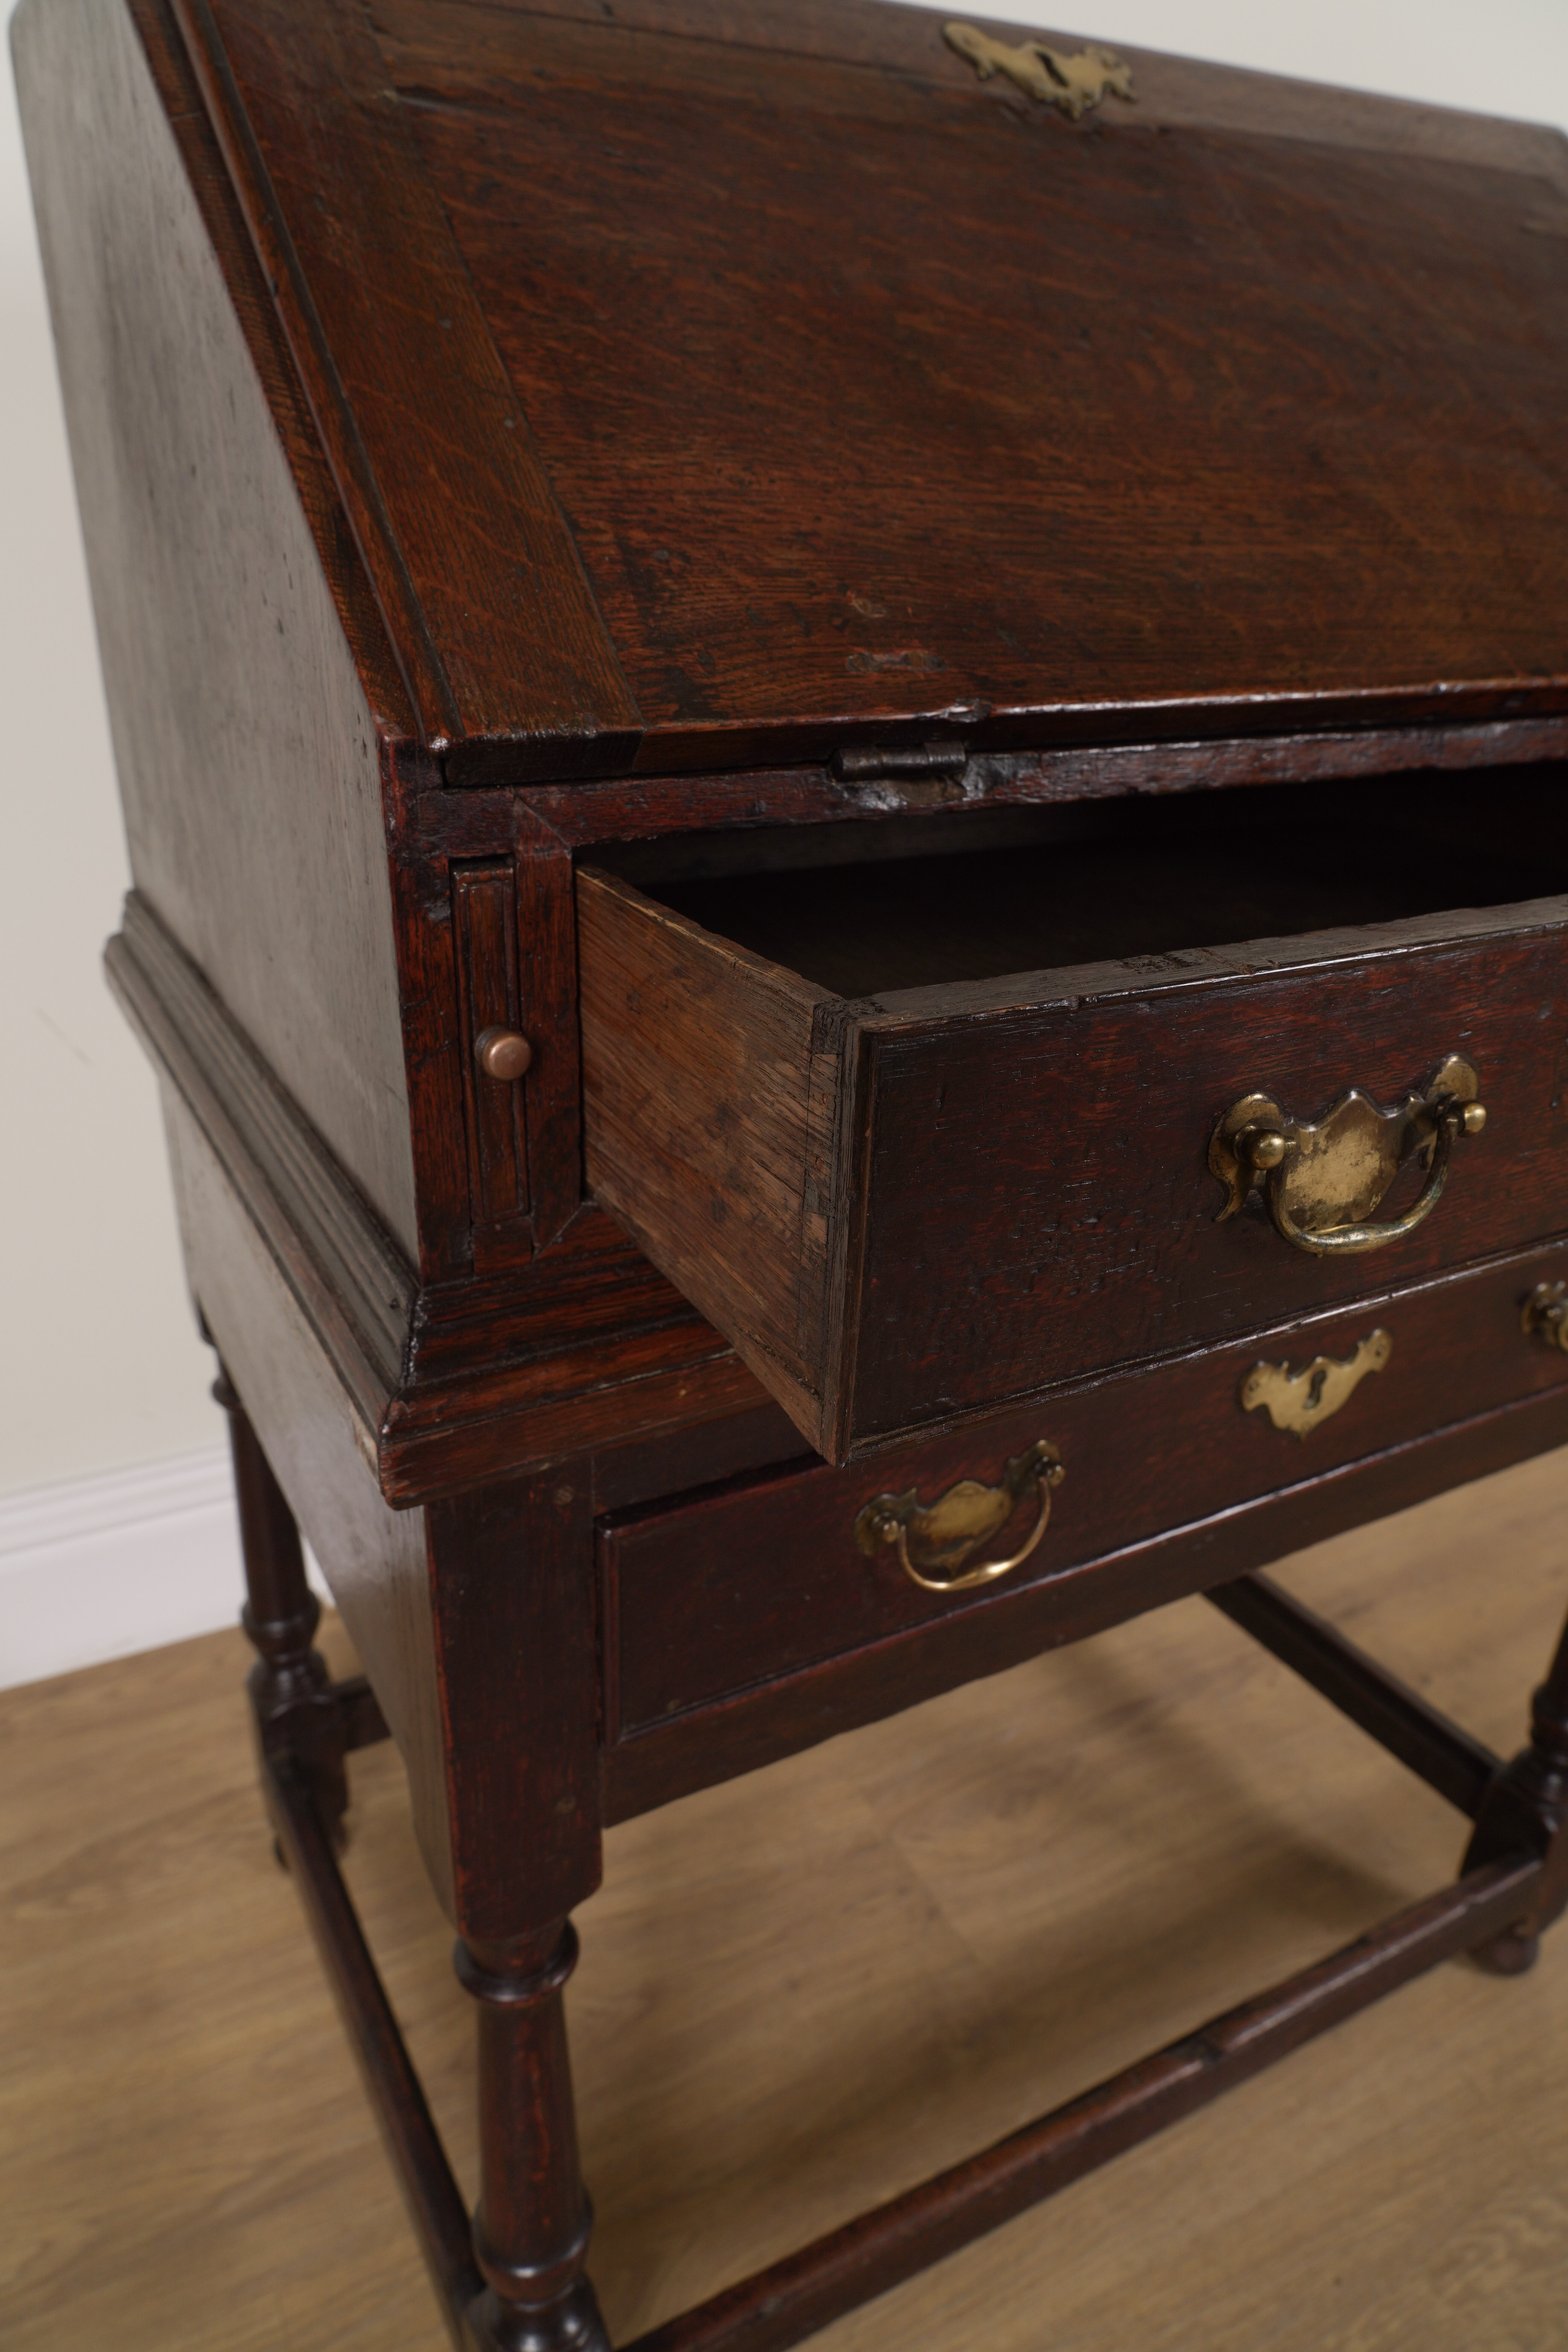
[17,0,1568,2342]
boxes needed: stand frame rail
[1205,1571,1502,1816]
[264,1700,1541,2352]
[622,1857,1537,2352]
[335,1672,392,1755]
[266,1756,484,2349]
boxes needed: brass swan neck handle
[1210,1054,1487,1258]
[853,1440,1064,1594]
[1522,1282,1568,1353]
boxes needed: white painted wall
[2,0,1566,1676]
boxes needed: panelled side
[160,1087,453,1914]
[13,0,419,1255]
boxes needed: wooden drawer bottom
[600,1242,1568,1816]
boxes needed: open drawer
[578,770,1568,1461]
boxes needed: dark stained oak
[106,890,775,1507]
[1465,1601,1568,1972]
[456,1927,609,2352]
[15,0,423,1254]
[452,860,533,1241]
[224,1415,1566,2352]
[377,0,1568,207]
[266,1703,1551,2352]
[582,818,1568,1456]
[617,1861,1542,2352]
[424,1475,603,1945]
[170,0,643,777]
[220,1372,351,1847]
[600,1245,1568,1745]
[377,0,1568,772]
[162,1084,459,1915]
[37,0,1568,792]
[1205,1571,1502,1820]
[264,1756,486,2337]
[519,717,1568,850]
[850,911,1568,1442]
[21,0,1568,2343]
[601,1382,1568,1828]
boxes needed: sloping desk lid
[172,0,1568,783]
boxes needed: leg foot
[215,1369,349,1847]
[458,1925,610,2352]
[469,2276,608,2352]
[1472,1925,1541,1977]
[1463,1600,1568,1961]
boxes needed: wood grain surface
[7,1449,1568,2349]
[602,1241,1568,1746]
[41,0,1568,784]
[605,1382,1568,1826]
[162,1083,457,1916]
[579,866,842,1449]
[171,0,643,776]
[579,839,1568,1457]
[367,0,1568,198]
[14,0,421,1250]
[374,0,1568,771]
[851,908,1568,1441]
[521,722,1568,850]
[111,892,778,1510]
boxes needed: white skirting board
[0,1448,325,1691]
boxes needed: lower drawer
[601,1241,1568,1758]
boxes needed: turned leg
[456,1923,609,2352]
[214,1370,349,1847]
[1464,1604,1568,1974]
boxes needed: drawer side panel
[579,867,838,1447]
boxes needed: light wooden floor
[6,1454,1568,2350]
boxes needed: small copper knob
[1461,1102,1487,1136]
[475,1026,533,1082]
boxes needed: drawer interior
[580,762,1568,1462]
[595,767,1567,997]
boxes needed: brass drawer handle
[1522,1283,1568,1352]
[1209,1054,1487,1257]
[853,1440,1064,1593]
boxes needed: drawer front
[850,915,1568,1441]
[583,867,1568,1461]
[602,1242,1568,1742]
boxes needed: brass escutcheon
[942,23,1134,119]
[1209,1054,1486,1257]
[1240,1329,1393,1438]
[853,1439,1064,1593]
[1522,1282,1568,1354]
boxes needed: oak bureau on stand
[17,0,1568,2341]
